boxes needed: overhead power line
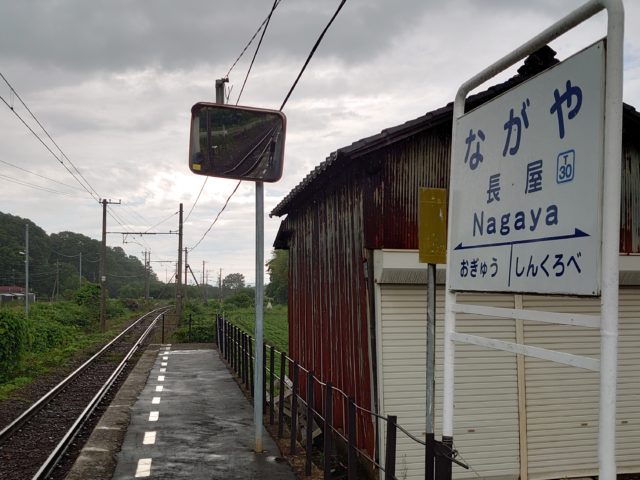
[0,158,85,192]
[225,0,284,79]
[236,0,280,105]
[0,172,79,197]
[189,0,347,251]
[188,180,241,252]
[0,73,102,202]
[279,0,346,111]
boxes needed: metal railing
[216,316,466,480]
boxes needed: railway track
[0,306,171,480]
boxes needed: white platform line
[143,431,157,445]
[135,458,152,477]
[148,411,159,422]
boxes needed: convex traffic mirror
[189,103,286,182]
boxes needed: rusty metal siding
[287,168,376,455]
[620,140,640,253]
[382,125,451,249]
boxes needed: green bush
[0,309,29,378]
[225,292,253,308]
[28,318,77,353]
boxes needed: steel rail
[0,305,169,443]
[32,308,169,479]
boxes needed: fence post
[426,433,435,480]
[305,371,315,476]
[385,415,397,480]
[269,346,275,425]
[249,336,254,395]
[262,343,267,411]
[324,382,333,480]
[348,396,357,480]
[243,333,248,387]
[290,361,299,455]
[278,352,286,438]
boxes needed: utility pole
[176,203,183,321]
[144,251,150,300]
[24,223,29,316]
[202,260,206,302]
[184,247,189,302]
[100,198,120,332]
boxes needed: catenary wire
[279,0,346,112]
[189,0,347,250]
[0,158,85,192]
[188,180,241,252]
[0,92,100,202]
[0,172,79,197]
[225,0,284,79]
[0,72,102,201]
[184,0,280,225]
[235,0,279,105]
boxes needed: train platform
[66,343,296,480]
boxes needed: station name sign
[449,41,605,295]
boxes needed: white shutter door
[523,288,640,479]
[617,287,640,471]
[378,285,520,479]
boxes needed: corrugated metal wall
[286,168,376,454]
[620,142,640,252]
[381,125,450,249]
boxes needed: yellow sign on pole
[419,188,448,264]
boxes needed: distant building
[0,286,36,305]
[272,48,640,479]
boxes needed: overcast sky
[1,0,638,286]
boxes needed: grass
[0,304,143,402]
[223,304,288,353]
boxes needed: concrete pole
[25,223,29,316]
[100,199,107,332]
[176,203,183,321]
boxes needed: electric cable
[0,158,85,192]
[185,0,280,224]
[236,0,279,105]
[189,0,347,251]
[188,180,241,252]
[0,92,100,202]
[145,210,178,233]
[279,0,346,112]
[225,0,284,79]
[0,72,102,201]
[0,172,79,197]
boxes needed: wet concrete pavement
[66,344,296,480]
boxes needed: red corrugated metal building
[271,48,640,471]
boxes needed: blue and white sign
[449,40,605,295]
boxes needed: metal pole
[25,223,29,316]
[426,263,436,479]
[100,199,107,332]
[254,180,265,452]
[176,203,183,320]
[600,2,624,477]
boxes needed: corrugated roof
[271,47,640,219]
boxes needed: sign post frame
[443,1,624,479]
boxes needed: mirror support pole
[254,181,265,453]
